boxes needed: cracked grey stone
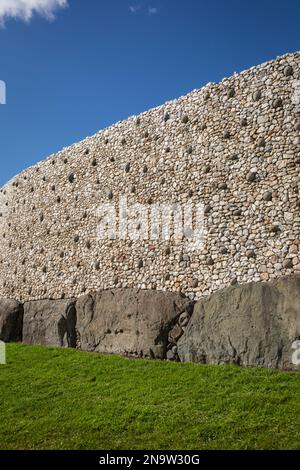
[177,277,300,370]
[76,289,193,359]
[23,299,76,348]
[0,299,23,342]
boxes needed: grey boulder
[76,288,193,359]
[23,299,76,348]
[0,298,23,342]
[177,276,300,370]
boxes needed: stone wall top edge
[1,49,299,191]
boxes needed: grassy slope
[0,344,299,450]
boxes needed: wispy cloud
[129,3,159,16]
[0,0,68,26]
[129,4,141,14]
[148,6,158,15]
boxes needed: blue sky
[0,0,299,186]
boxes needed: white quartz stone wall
[0,52,299,302]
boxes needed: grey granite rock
[23,299,76,348]
[177,277,300,370]
[0,299,23,342]
[76,289,193,359]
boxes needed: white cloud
[129,3,159,16]
[0,0,68,26]
[129,4,141,14]
[148,6,158,15]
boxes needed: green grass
[0,343,300,450]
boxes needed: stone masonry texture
[0,52,300,302]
